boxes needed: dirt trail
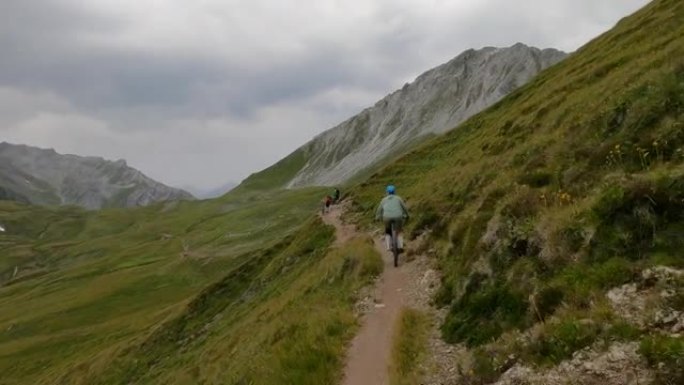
[321,204,408,385]
[322,203,357,247]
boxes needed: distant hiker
[322,195,333,214]
[333,188,341,203]
[375,185,409,251]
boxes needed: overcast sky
[0,0,650,192]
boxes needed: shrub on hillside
[639,334,684,384]
[589,174,684,261]
[442,283,528,347]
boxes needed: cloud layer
[0,0,649,190]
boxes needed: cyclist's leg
[383,219,392,250]
[396,219,405,250]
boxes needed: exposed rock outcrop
[279,44,566,187]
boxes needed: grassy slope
[82,235,382,385]
[0,187,334,384]
[1,173,385,385]
[349,0,683,380]
[236,149,309,191]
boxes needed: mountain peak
[0,142,193,209]
[239,44,567,190]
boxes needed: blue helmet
[386,185,396,194]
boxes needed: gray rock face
[286,43,566,187]
[0,142,193,209]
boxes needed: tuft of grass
[337,236,384,281]
[589,174,684,261]
[608,320,642,341]
[390,308,430,385]
[639,334,684,385]
[550,257,636,307]
[442,283,528,347]
[526,317,603,366]
[467,347,502,384]
[518,170,553,188]
[534,285,565,321]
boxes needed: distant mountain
[239,43,566,190]
[0,142,194,209]
[182,181,238,199]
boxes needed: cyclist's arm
[400,198,409,219]
[375,202,383,220]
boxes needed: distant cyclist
[375,185,409,251]
[333,188,341,204]
[321,195,333,214]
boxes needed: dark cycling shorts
[384,218,404,235]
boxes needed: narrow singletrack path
[321,203,408,385]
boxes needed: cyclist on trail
[324,195,333,213]
[333,188,341,203]
[375,185,409,251]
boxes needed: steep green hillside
[84,233,382,385]
[350,0,683,381]
[0,187,362,384]
[236,148,309,191]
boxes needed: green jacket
[375,195,409,220]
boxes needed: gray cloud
[0,0,650,191]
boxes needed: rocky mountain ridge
[245,43,566,189]
[0,142,193,209]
